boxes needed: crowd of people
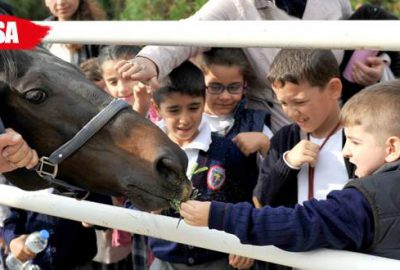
[0,0,400,269]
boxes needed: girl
[98,45,152,117]
[198,47,273,158]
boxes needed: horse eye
[24,90,48,104]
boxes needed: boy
[150,61,255,269]
[253,49,354,208]
[180,80,400,260]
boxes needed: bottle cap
[39,230,50,240]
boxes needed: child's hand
[0,129,39,173]
[232,132,270,157]
[179,200,211,227]
[229,254,254,269]
[9,235,36,262]
[132,82,152,116]
[286,140,319,168]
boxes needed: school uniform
[253,124,355,208]
[150,122,260,269]
[207,161,400,260]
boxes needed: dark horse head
[0,47,192,211]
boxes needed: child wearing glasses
[198,48,273,158]
[149,61,255,269]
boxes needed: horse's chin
[123,187,174,212]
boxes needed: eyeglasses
[205,82,246,95]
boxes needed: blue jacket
[3,192,111,270]
[209,188,374,252]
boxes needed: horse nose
[155,154,183,182]
[154,152,192,201]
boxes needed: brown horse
[0,48,192,211]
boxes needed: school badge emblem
[207,165,226,191]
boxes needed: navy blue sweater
[209,188,374,252]
[3,192,111,270]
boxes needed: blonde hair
[341,80,400,141]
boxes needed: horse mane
[0,50,33,83]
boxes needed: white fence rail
[36,21,400,51]
[0,185,399,270]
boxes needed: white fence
[36,21,400,51]
[0,185,399,270]
[18,20,400,269]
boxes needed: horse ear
[4,169,52,191]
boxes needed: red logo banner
[0,15,50,50]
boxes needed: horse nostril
[155,156,181,182]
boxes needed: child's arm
[132,82,152,117]
[0,129,38,173]
[232,132,270,157]
[181,188,374,252]
[253,126,308,206]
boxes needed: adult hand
[352,57,385,86]
[9,235,36,262]
[229,254,254,269]
[180,200,211,227]
[285,140,319,168]
[115,57,160,90]
[0,129,39,173]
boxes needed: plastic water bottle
[6,230,49,270]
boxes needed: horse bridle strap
[35,99,130,197]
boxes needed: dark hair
[72,0,107,20]
[80,57,102,83]
[153,61,205,106]
[97,45,141,73]
[349,4,397,20]
[199,47,256,87]
[267,49,340,88]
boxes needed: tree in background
[351,0,400,16]
[8,0,48,19]
[98,0,124,19]
[120,0,207,20]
